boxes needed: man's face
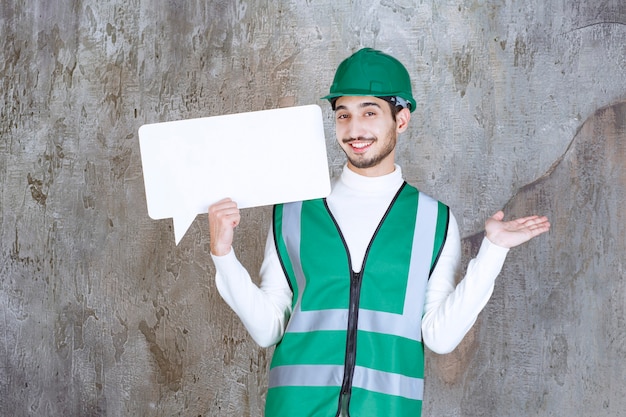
[334,96,410,177]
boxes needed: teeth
[352,142,370,148]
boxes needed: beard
[342,127,397,169]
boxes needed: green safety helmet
[322,47,417,112]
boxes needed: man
[208,48,550,416]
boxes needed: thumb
[491,210,505,221]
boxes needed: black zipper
[324,183,407,417]
[336,270,362,416]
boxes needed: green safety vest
[266,182,449,417]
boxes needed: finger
[517,215,541,223]
[513,215,547,228]
[209,198,237,211]
[213,209,240,226]
[209,201,240,221]
[208,200,240,230]
[528,220,551,235]
[213,206,240,218]
[526,216,550,228]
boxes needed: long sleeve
[210,165,509,354]
[421,212,510,354]
[212,228,292,348]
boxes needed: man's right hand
[208,198,241,256]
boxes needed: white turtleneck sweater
[212,165,509,354]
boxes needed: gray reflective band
[281,193,439,341]
[269,364,344,388]
[353,366,424,400]
[269,365,424,401]
[286,309,349,332]
[400,192,438,339]
[280,201,306,319]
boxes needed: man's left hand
[485,211,551,249]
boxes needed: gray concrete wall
[1,1,624,416]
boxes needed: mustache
[342,136,376,144]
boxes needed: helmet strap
[388,96,410,110]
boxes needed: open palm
[485,211,551,249]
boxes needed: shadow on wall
[427,100,626,416]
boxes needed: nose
[344,117,366,140]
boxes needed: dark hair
[330,96,406,121]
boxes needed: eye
[336,113,349,120]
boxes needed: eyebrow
[334,101,382,111]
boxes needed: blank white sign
[138,105,331,244]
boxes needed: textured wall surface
[425,102,626,416]
[1,1,625,416]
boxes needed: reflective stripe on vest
[268,184,448,415]
[269,364,425,401]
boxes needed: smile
[343,138,375,152]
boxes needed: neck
[340,164,403,192]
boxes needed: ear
[396,108,411,133]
